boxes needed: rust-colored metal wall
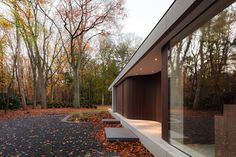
[115,72,162,122]
[116,83,123,114]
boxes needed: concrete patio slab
[108,109,189,157]
[105,128,139,142]
[102,119,120,124]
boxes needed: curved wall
[115,72,161,122]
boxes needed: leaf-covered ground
[0,106,109,121]
[0,108,154,157]
[0,113,119,157]
[70,111,154,157]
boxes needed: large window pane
[168,3,236,157]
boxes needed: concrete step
[105,128,139,142]
[102,119,120,124]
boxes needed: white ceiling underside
[109,0,196,90]
[115,45,162,85]
[109,0,230,89]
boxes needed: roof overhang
[109,0,234,90]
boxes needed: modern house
[108,0,236,157]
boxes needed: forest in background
[0,0,142,110]
[169,4,236,110]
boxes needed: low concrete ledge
[61,115,80,124]
[102,119,120,124]
[108,109,189,157]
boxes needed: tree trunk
[193,36,204,110]
[73,68,80,108]
[16,58,27,110]
[32,71,37,109]
[50,81,54,103]
[38,68,47,109]
[102,92,104,105]
[15,17,27,110]
[41,78,47,109]
[193,72,203,110]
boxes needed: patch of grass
[69,106,109,116]
[67,109,111,122]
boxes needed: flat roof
[109,0,196,90]
[109,0,231,90]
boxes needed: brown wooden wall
[116,83,123,114]
[115,72,162,122]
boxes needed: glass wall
[168,2,236,157]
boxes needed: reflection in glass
[168,3,236,157]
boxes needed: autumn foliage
[72,111,154,157]
[0,0,140,111]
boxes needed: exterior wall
[110,1,236,156]
[112,87,116,112]
[116,83,123,115]
[115,72,162,122]
[167,1,236,156]
[215,105,236,157]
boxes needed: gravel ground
[0,114,119,157]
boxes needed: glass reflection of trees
[169,5,236,111]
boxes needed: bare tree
[38,0,125,107]
[14,4,27,109]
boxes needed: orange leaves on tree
[26,8,33,19]
[85,43,91,50]
[0,17,13,29]
[38,0,45,5]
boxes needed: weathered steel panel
[118,72,162,122]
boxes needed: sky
[122,0,174,39]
